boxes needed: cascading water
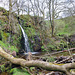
[17,17,39,54]
[20,25,39,55]
[20,25,31,52]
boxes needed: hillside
[55,16,75,35]
[0,7,22,52]
[0,7,75,53]
[0,7,75,75]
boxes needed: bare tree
[46,0,55,36]
[9,0,12,31]
[62,0,75,17]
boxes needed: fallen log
[0,47,75,75]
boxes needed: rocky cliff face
[19,15,47,52]
[0,7,44,52]
[30,35,42,51]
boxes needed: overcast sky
[0,0,75,18]
[0,0,9,10]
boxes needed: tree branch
[0,47,74,75]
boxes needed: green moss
[10,68,30,75]
[2,11,9,16]
[0,41,18,52]
[12,34,21,45]
[1,31,9,42]
[8,46,18,52]
[41,46,47,52]
[0,64,5,72]
[47,56,55,62]
[0,20,6,26]
[25,27,36,37]
[0,7,7,12]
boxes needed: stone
[31,35,42,52]
[11,51,16,57]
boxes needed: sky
[0,0,75,18]
[0,0,9,10]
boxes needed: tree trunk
[52,0,54,36]
[49,0,55,37]
[9,0,12,31]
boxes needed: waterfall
[20,25,31,52]
[19,24,39,55]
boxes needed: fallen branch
[55,56,71,64]
[0,47,75,75]
[27,48,75,60]
[46,48,75,55]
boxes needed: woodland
[0,0,75,75]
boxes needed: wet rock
[11,51,16,57]
[31,35,42,52]
[64,34,75,47]
[69,34,75,43]
[0,32,2,40]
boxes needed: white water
[20,25,31,52]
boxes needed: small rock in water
[11,51,16,57]
[26,52,32,61]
